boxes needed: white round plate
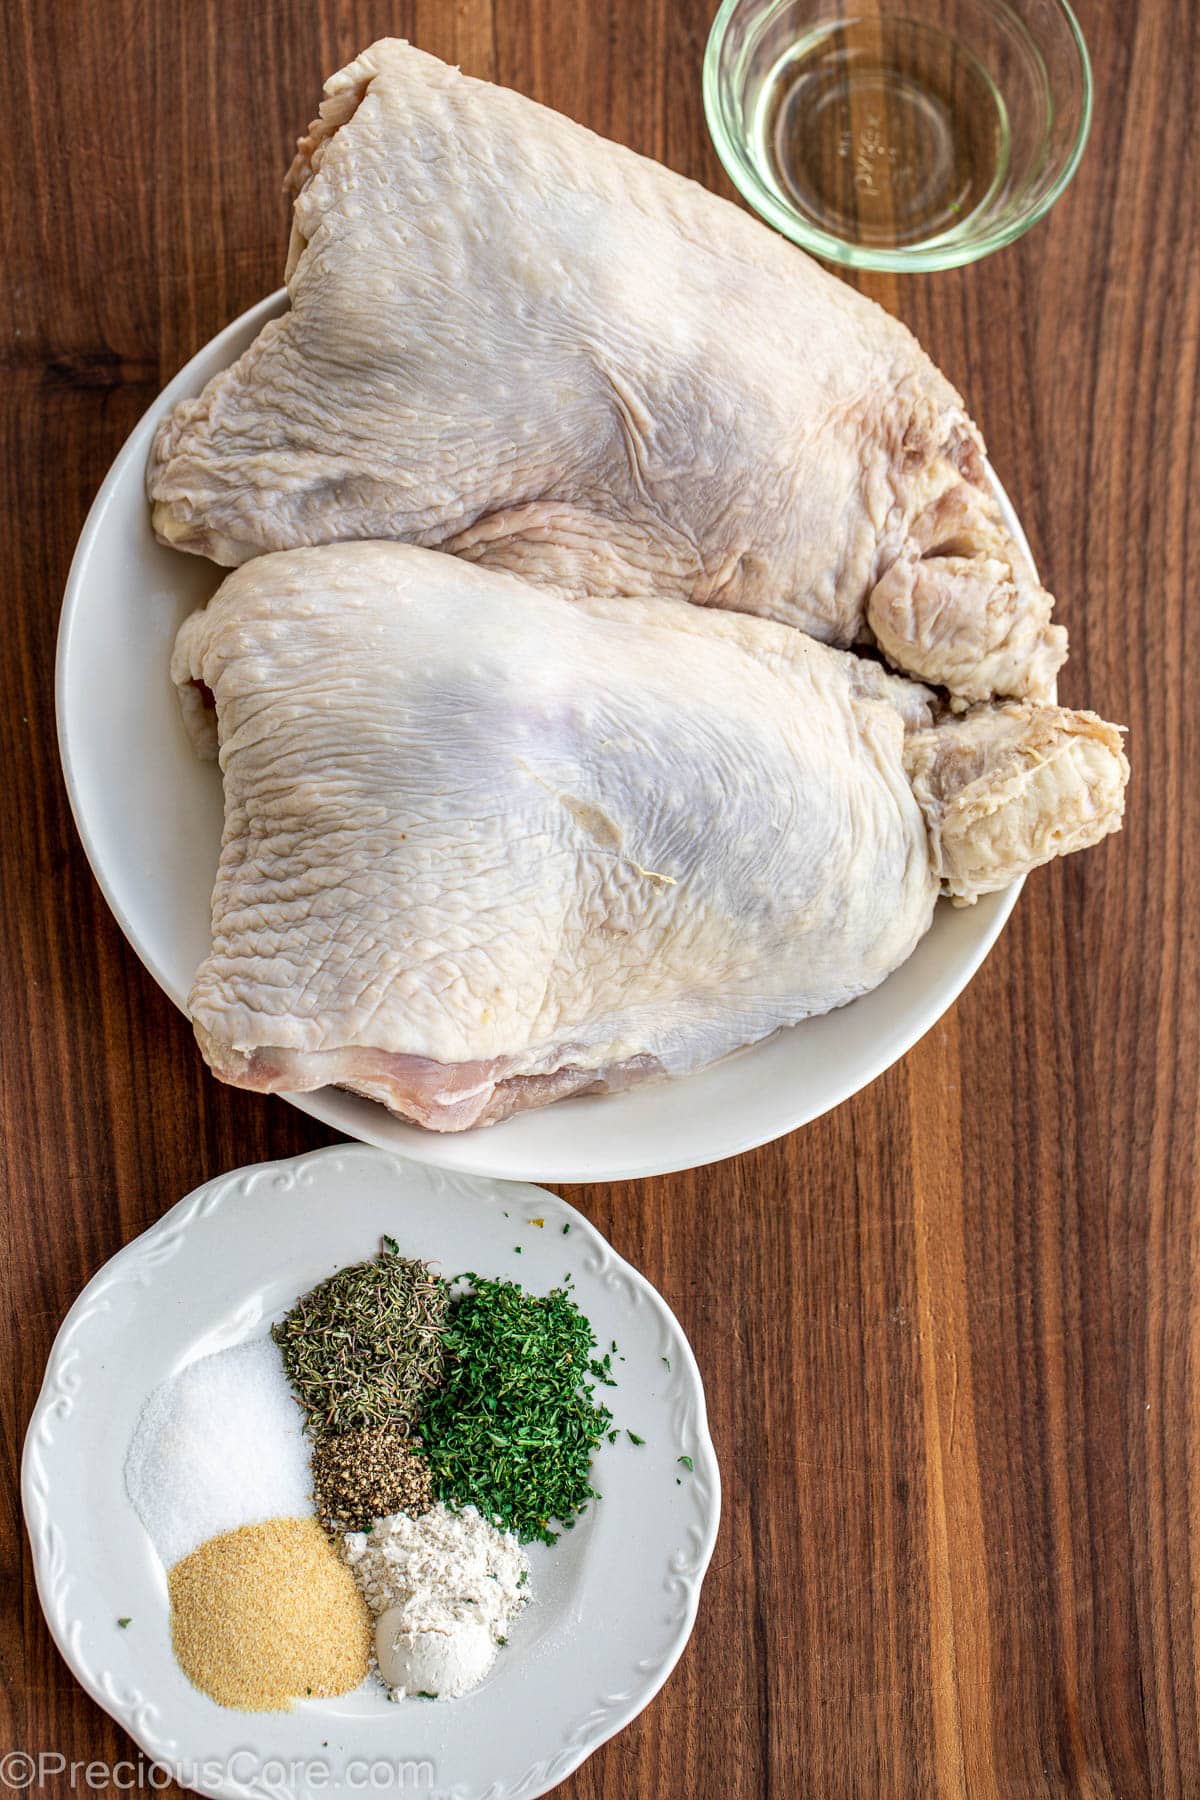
[57,291,1023,1182]
[22,1144,719,1800]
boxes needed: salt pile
[125,1337,311,1567]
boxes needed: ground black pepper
[311,1425,436,1532]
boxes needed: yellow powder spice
[168,1515,371,1711]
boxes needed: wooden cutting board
[1,1,1196,1794]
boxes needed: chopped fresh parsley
[420,1275,616,1544]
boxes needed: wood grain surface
[1,2,1197,1795]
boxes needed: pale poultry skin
[172,544,1126,1132]
[150,39,1065,706]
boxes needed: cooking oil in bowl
[752,17,1010,249]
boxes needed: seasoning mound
[271,1247,449,1434]
[169,1516,371,1711]
[125,1339,311,1567]
[136,1241,621,1713]
[312,1425,435,1532]
[378,1614,496,1701]
[419,1276,614,1543]
[344,1503,529,1701]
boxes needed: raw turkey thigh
[173,544,1126,1131]
[151,39,1064,705]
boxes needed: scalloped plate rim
[21,1143,721,1800]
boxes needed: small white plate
[56,291,1022,1182]
[22,1145,720,1800]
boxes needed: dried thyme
[419,1276,615,1545]
[271,1243,449,1436]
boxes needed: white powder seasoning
[343,1504,530,1701]
[124,1338,311,1568]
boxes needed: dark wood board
[1,1,1197,1794]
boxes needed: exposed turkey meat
[171,544,1126,1131]
[150,39,1065,705]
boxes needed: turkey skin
[151,39,1065,706]
[172,544,1126,1131]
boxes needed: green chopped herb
[271,1243,449,1434]
[662,1356,671,1371]
[607,1428,620,1444]
[420,1275,616,1544]
[562,1224,571,1235]
[627,1431,645,1446]
[382,1235,399,1255]
[117,1617,131,1629]
[514,1245,522,1254]
[416,1691,438,1700]
[678,1455,694,1472]
[497,1635,508,1646]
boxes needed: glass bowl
[703,0,1092,270]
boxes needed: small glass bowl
[703,0,1092,270]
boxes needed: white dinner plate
[22,1144,720,1800]
[57,291,1023,1182]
